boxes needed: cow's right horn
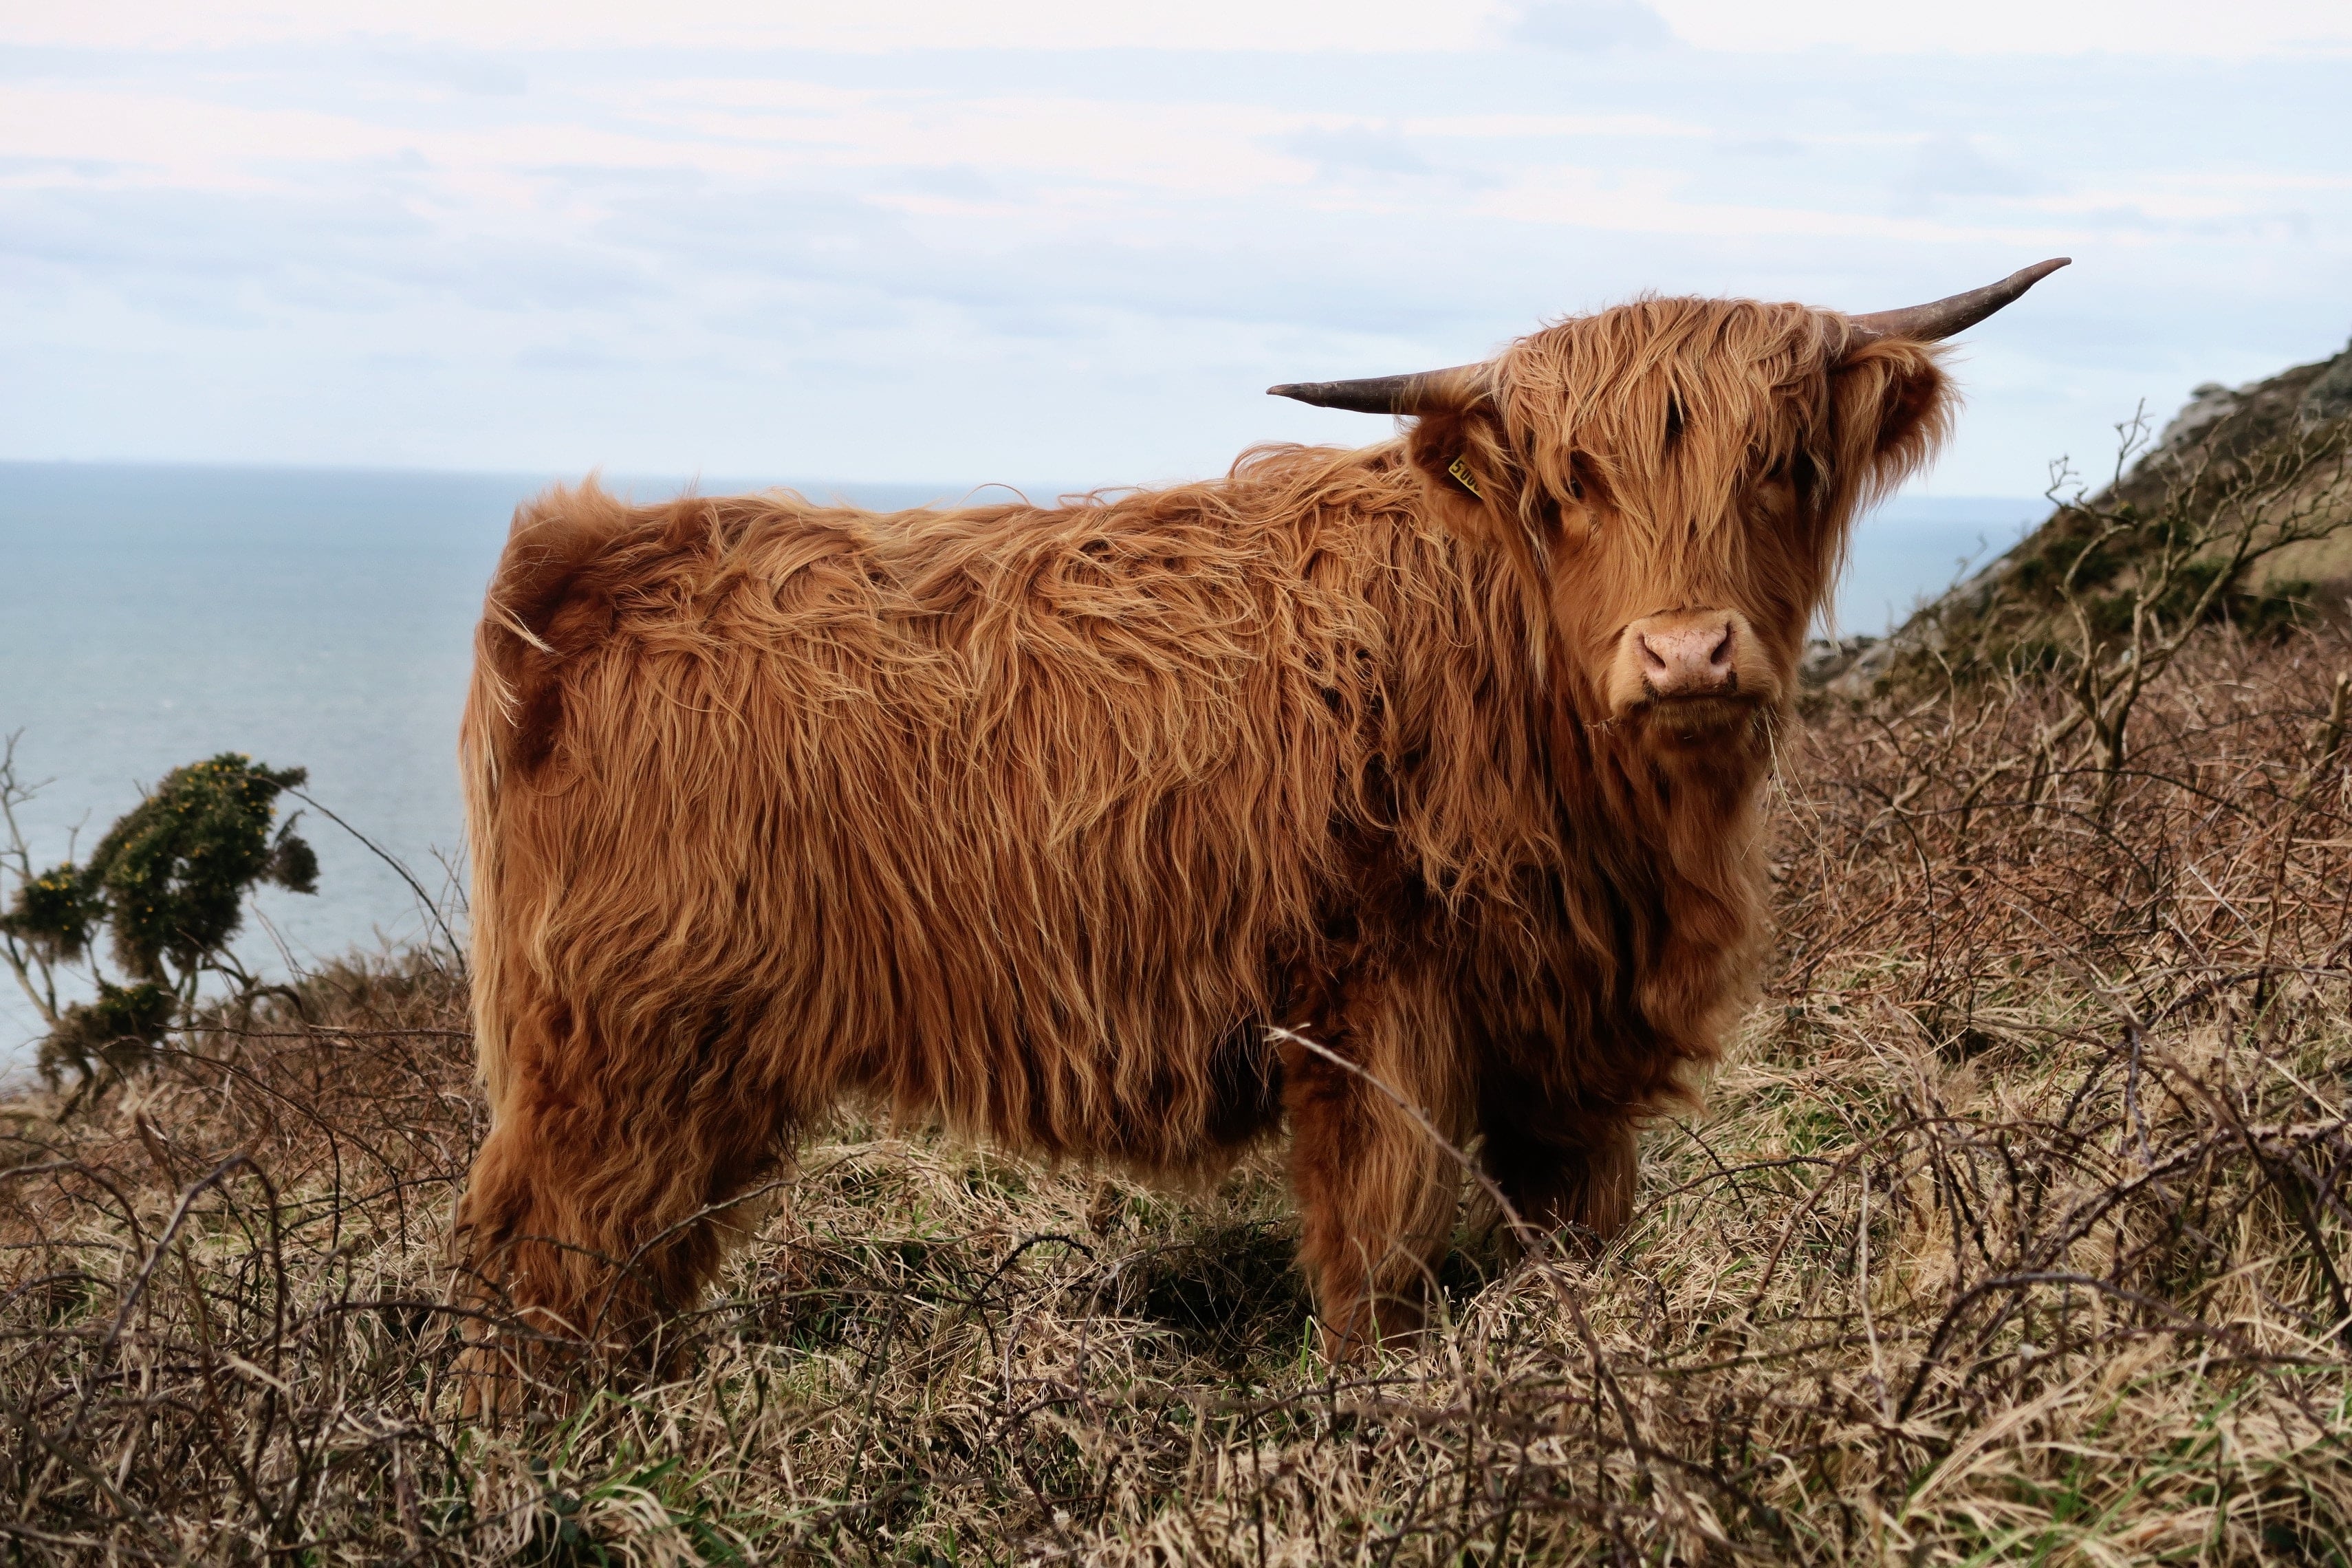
[1268,362,1490,414]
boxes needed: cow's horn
[1846,257,2071,344]
[1267,362,1490,414]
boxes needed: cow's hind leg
[1281,981,1463,1360]
[453,992,793,1412]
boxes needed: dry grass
[6,627,2352,1564]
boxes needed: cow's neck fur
[1284,440,1781,1093]
[1565,708,1774,1063]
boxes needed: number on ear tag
[1446,455,1484,500]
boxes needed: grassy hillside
[6,627,2352,1562]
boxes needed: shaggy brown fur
[452,296,1952,1387]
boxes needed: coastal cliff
[1809,337,2352,694]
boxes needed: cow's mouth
[1633,690,1759,739]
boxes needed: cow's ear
[1402,391,1526,543]
[1831,338,1954,494]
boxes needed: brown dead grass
[6,628,2352,1564]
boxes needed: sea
[0,461,2042,1079]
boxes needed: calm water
[0,462,2039,1076]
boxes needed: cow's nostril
[1639,635,1668,672]
[1708,624,1734,668]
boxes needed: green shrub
[1,745,318,1091]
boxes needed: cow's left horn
[1845,257,2071,344]
[1268,361,1490,414]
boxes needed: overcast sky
[3,0,2349,495]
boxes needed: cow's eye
[1565,452,1605,506]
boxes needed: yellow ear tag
[1446,455,1484,500]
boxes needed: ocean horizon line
[0,457,2045,514]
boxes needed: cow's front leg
[1279,981,1463,1359]
[1477,1087,1638,1246]
[452,988,796,1415]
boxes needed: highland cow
[452,261,2068,1387]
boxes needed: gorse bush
[74,753,319,981]
[0,743,317,1090]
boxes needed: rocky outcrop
[2302,347,2352,428]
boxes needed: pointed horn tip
[1269,382,1358,409]
[1266,376,1423,414]
[1847,257,2076,345]
[1265,362,1490,413]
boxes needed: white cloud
[13,0,2349,56]
[1474,166,2082,248]
[1,0,1508,54]
[1508,1,1677,53]
[1648,0,2352,55]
